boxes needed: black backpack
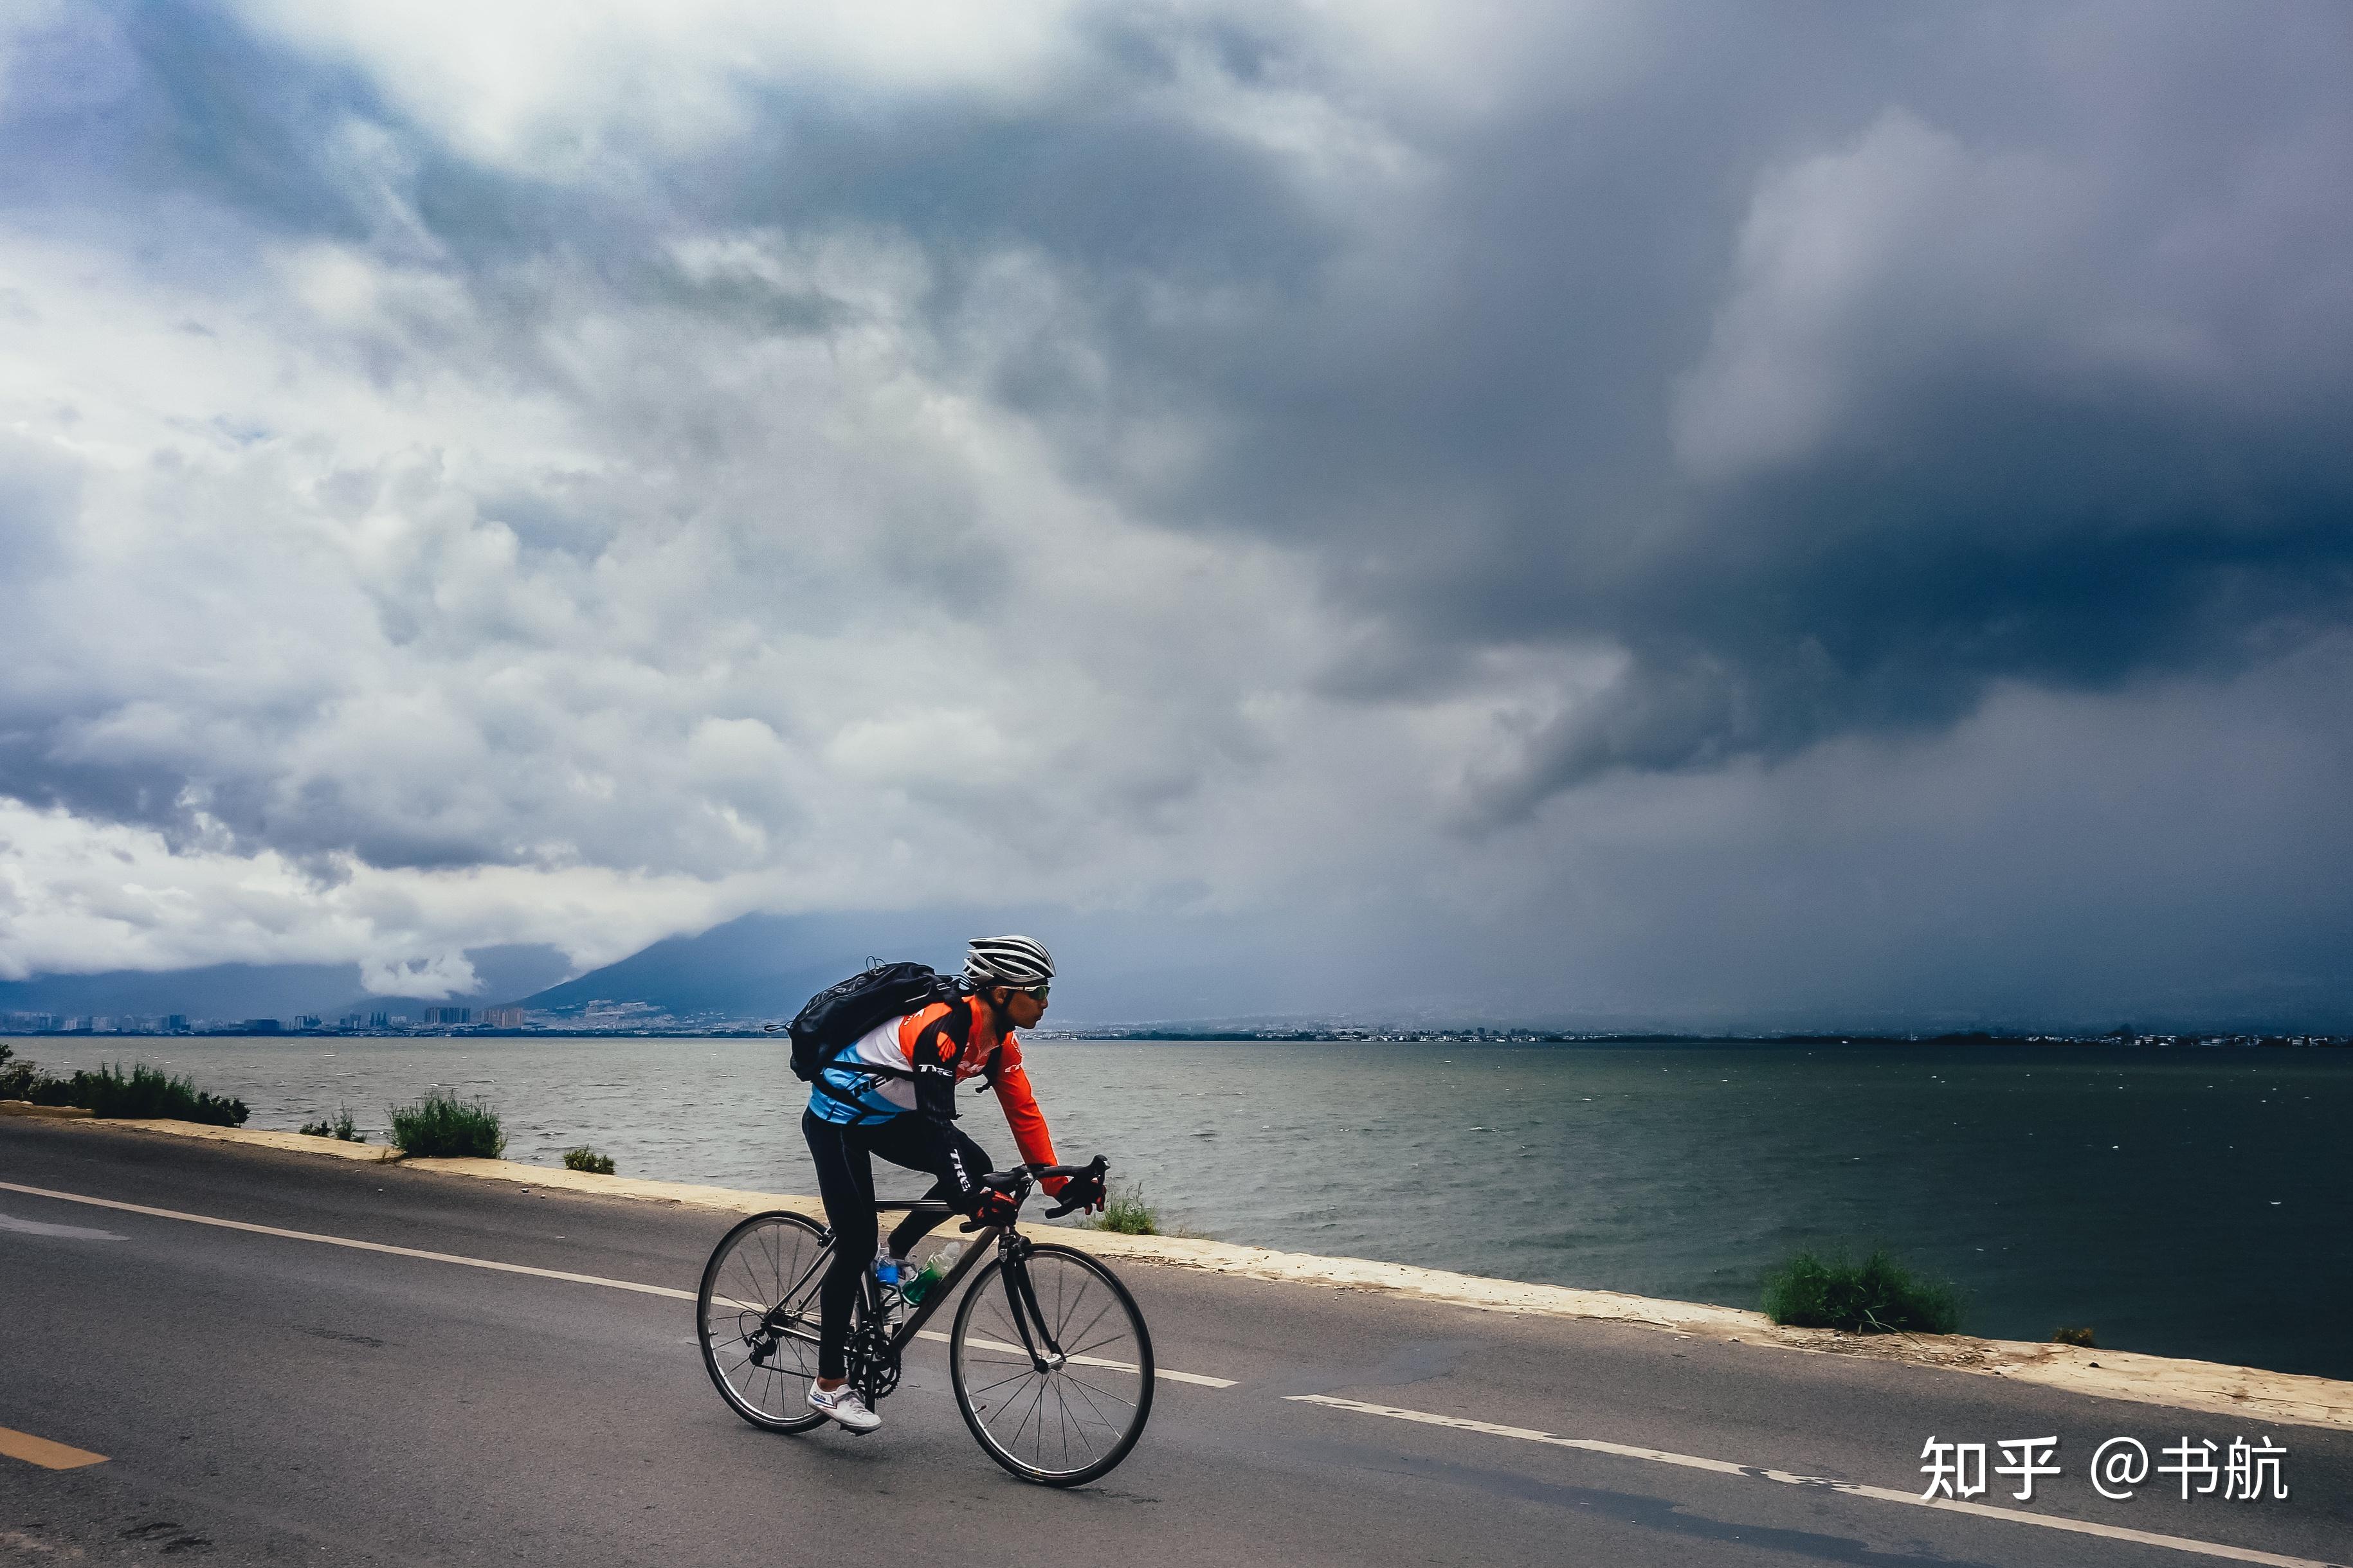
[786,961,961,1082]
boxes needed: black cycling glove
[1046,1167,1107,1217]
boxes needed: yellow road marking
[0,1426,106,1470]
[1287,1394,2346,1568]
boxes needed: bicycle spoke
[1007,1373,1050,1452]
[1052,1274,1093,1335]
[737,1229,772,1302]
[1060,1320,1129,1362]
[1053,1382,1102,1454]
[1059,1367,1138,1409]
[1055,1291,1116,1355]
[965,1365,1042,1398]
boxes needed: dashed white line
[0,1211,126,1241]
[1286,1394,2345,1568]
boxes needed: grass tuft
[388,1091,506,1158]
[299,1104,363,1142]
[1761,1247,1962,1335]
[1089,1181,1162,1236]
[563,1144,616,1175]
[2052,1326,2097,1348]
[21,1060,248,1126]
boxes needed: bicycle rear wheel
[948,1242,1154,1485]
[698,1210,831,1432]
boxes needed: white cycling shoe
[807,1384,881,1434]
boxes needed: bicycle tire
[948,1243,1154,1485]
[697,1209,831,1433]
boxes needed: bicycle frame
[866,1198,1006,1355]
[762,1198,1071,1382]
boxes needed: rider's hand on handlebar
[1044,1164,1107,1218]
[972,1187,1021,1227]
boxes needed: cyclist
[801,934,1106,1432]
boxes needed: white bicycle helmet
[964,935,1055,989]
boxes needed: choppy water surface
[12,1035,2348,1379]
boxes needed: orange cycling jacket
[813,993,1063,1185]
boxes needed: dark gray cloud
[1,0,2348,1024]
[909,4,2353,818]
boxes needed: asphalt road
[3,1117,2348,1568]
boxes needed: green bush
[388,1092,505,1158]
[1089,1182,1161,1236]
[299,1104,363,1142]
[1761,1247,1962,1335]
[563,1144,616,1175]
[0,1043,36,1100]
[25,1061,248,1126]
[2053,1326,2097,1348]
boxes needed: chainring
[847,1322,901,1405]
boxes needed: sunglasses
[1008,984,1049,1002]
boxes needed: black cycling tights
[801,1107,995,1381]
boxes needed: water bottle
[902,1241,961,1306]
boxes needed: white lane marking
[1286,1395,2345,1568]
[911,1328,1236,1387]
[0,1181,1237,1389]
[0,1211,127,1241]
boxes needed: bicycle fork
[999,1241,1069,1373]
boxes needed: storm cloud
[1,1,2347,1025]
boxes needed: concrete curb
[89,1117,408,1161]
[47,1114,2353,1433]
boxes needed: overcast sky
[3,1,2349,1028]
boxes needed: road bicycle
[696,1157,1154,1485]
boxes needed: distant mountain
[0,961,359,1022]
[502,906,1372,1025]
[1,944,575,1023]
[509,912,976,1020]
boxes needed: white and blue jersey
[808,1014,923,1124]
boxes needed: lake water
[9,1034,2348,1380]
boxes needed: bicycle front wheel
[949,1242,1154,1485]
[698,1210,831,1432]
